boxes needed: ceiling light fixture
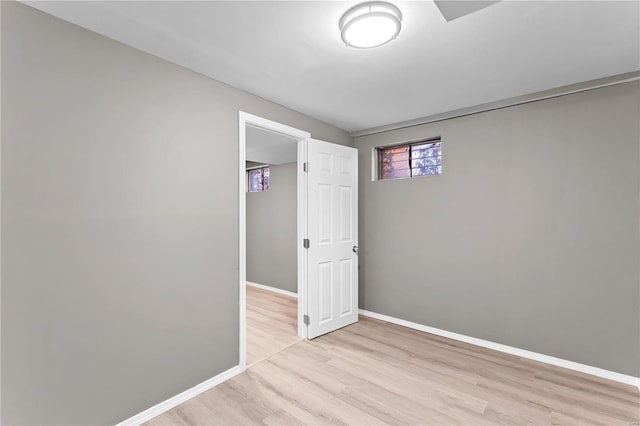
[339,1,402,49]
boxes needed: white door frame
[238,111,310,371]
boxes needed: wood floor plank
[245,285,300,366]
[146,295,640,426]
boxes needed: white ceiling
[433,0,500,21]
[25,1,640,133]
[246,125,299,165]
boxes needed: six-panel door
[307,139,358,339]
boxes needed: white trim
[359,309,640,389]
[241,113,310,141]
[0,1,3,419]
[238,112,247,371]
[238,112,311,366]
[246,281,298,299]
[351,71,640,138]
[115,365,242,426]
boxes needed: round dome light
[339,2,402,49]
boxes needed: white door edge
[297,138,308,339]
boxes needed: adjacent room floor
[146,291,640,425]
[245,285,301,366]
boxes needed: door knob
[352,245,359,255]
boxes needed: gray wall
[0,2,350,425]
[247,162,297,293]
[355,81,640,377]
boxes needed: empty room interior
[245,124,302,366]
[1,1,639,425]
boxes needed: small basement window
[378,139,441,180]
[247,166,270,192]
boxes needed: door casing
[238,112,310,371]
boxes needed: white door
[306,139,358,339]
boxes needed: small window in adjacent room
[247,166,270,192]
[378,138,441,180]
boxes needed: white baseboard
[115,365,243,426]
[358,309,640,390]
[247,281,298,299]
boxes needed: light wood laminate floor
[147,296,639,425]
[246,285,301,366]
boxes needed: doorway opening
[238,112,310,370]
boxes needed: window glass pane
[410,141,441,177]
[247,166,270,192]
[380,146,410,179]
[248,169,262,192]
[378,140,441,180]
[262,167,270,191]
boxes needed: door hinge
[303,162,308,172]
[303,238,310,249]
[303,314,310,326]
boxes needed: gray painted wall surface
[0,3,350,425]
[355,81,640,377]
[247,162,297,293]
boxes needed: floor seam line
[246,336,306,370]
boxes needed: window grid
[247,167,270,192]
[379,139,441,180]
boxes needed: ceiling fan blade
[433,0,501,22]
